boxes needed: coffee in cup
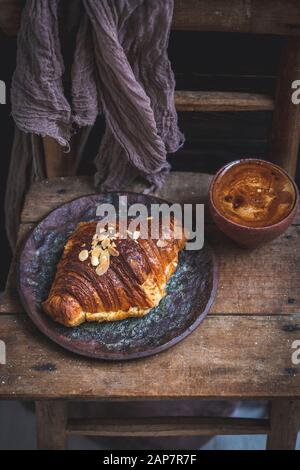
[209,159,299,247]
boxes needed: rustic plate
[18,192,218,360]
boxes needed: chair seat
[0,172,299,400]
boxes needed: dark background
[1,30,299,289]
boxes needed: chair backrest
[172,0,300,36]
[2,0,300,38]
[1,0,299,177]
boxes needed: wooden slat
[175,91,274,112]
[36,401,67,450]
[268,37,300,177]
[20,173,300,225]
[267,399,300,449]
[13,173,300,316]
[0,314,299,399]
[21,173,213,223]
[209,224,300,315]
[2,1,300,37]
[67,416,270,437]
[172,0,300,36]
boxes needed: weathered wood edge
[2,0,300,37]
[0,313,299,400]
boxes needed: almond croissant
[42,219,186,327]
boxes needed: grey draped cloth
[6,0,183,249]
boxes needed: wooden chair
[1,0,300,177]
[1,0,300,450]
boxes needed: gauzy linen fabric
[6,0,183,249]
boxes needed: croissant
[42,218,186,327]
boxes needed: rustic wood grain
[14,173,300,316]
[3,220,299,316]
[67,416,270,437]
[21,173,213,223]
[36,401,67,450]
[267,399,300,449]
[268,37,300,177]
[172,0,300,36]
[21,173,300,224]
[0,314,299,399]
[3,1,300,37]
[209,224,300,314]
[175,91,274,112]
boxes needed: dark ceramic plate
[18,192,218,360]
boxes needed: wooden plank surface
[15,173,300,315]
[21,173,300,224]
[67,416,270,436]
[0,313,299,399]
[2,221,300,316]
[172,0,300,35]
[1,171,299,399]
[210,224,300,314]
[2,1,300,37]
[21,173,213,223]
[175,91,274,112]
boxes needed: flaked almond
[100,249,110,261]
[108,245,119,257]
[156,239,168,248]
[91,256,100,267]
[91,246,102,258]
[132,230,140,240]
[78,249,89,261]
[96,258,109,276]
[101,237,110,249]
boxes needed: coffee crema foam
[212,161,296,228]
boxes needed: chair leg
[267,399,300,449]
[43,136,76,178]
[36,401,68,450]
[268,36,300,178]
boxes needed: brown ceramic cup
[209,159,299,248]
